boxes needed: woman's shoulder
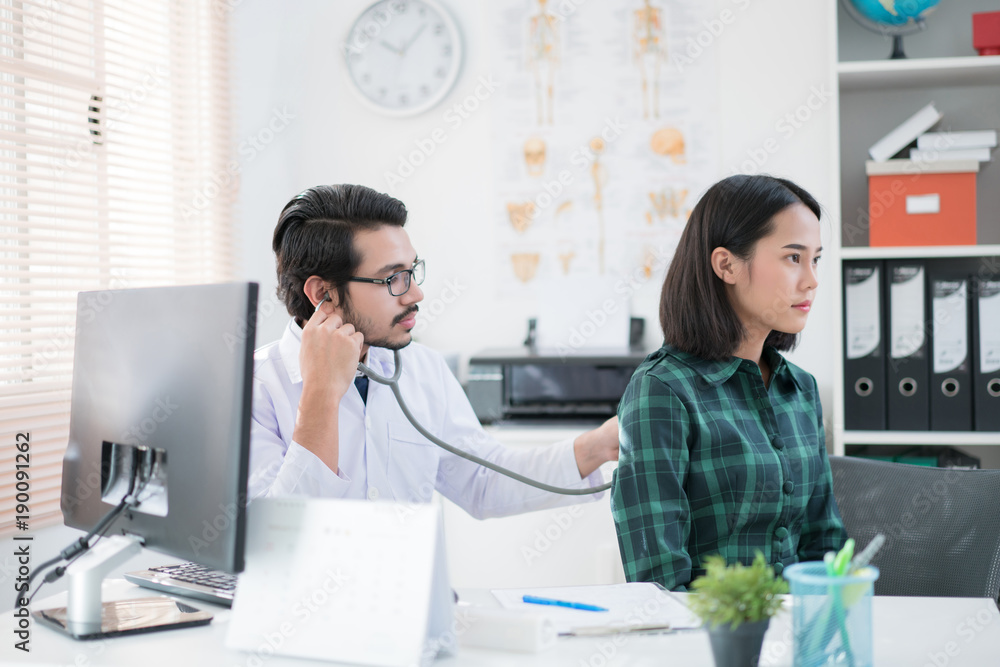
[631,345,734,396]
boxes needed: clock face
[344,0,462,117]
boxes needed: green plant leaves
[687,552,789,629]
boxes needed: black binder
[972,273,1000,431]
[843,261,886,430]
[928,264,972,431]
[885,261,929,431]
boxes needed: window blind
[0,0,234,536]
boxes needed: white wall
[231,0,838,427]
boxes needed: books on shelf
[917,130,997,151]
[910,147,993,163]
[868,102,943,162]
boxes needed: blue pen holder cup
[784,562,879,667]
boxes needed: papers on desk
[491,583,701,636]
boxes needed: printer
[465,346,649,423]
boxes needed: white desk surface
[3,580,999,666]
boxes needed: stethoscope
[316,294,612,496]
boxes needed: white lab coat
[248,320,604,518]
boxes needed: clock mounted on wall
[344,0,463,117]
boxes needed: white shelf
[838,55,1000,91]
[841,430,1000,446]
[840,245,1000,260]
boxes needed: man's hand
[299,299,364,400]
[292,300,364,473]
[573,416,619,479]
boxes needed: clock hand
[379,39,402,55]
[400,23,427,55]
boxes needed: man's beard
[341,299,418,351]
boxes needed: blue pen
[522,595,609,612]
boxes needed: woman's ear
[710,247,739,285]
[303,275,337,309]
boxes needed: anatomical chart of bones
[490,0,719,294]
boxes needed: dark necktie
[354,375,369,405]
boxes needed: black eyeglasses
[347,259,425,297]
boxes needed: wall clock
[344,0,463,117]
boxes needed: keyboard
[124,562,238,607]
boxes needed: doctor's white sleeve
[247,378,353,499]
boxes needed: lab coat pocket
[387,422,441,504]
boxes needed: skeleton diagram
[590,137,608,274]
[527,0,559,126]
[523,137,546,177]
[632,0,667,120]
[645,187,688,225]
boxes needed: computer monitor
[35,282,257,639]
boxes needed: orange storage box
[865,159,978,247]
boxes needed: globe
[842,0,942,59]
[848,0,940,27]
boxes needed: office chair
[829,456,1000,601]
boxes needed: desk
[3,580,999,666]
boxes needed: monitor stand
[32,534,213,640]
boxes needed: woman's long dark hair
[660,174,821,360]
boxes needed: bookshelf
[838,55,1000,90]
[840,245,1000,260]
[830,2,1000,462]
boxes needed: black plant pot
[707,619,770,667]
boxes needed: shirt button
[774,562,784,576]
[367,487,380,500]
[783,480,794,495]
[772,437,784,450]
[775,526,789,540]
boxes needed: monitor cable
[13,463,151,611]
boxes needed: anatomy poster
[489,0,720,295]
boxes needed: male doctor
[249,184,619,517]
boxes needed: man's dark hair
[659,174,822,361]
[273,184,408,322]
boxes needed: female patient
[611,174,846,590]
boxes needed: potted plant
[687,552,788,667]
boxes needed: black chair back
[829,456,1000,600]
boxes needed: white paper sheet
[491,582,700,635]
[535,275,630,349]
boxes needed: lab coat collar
[278,318,397,385]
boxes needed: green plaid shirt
[611,344,846,591]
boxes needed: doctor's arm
[290,300,363,474]
[430,356,608,519]
[573,416,620,477]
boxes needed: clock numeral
[419,85,430,97]
[391,1,407,14]
[379,87,387,97]
[418,6,425,16]
[435,67,446,78]
[362,73,371,84]
[433,23,444,35]
[399,93,410,106]
[442,45,451,56]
